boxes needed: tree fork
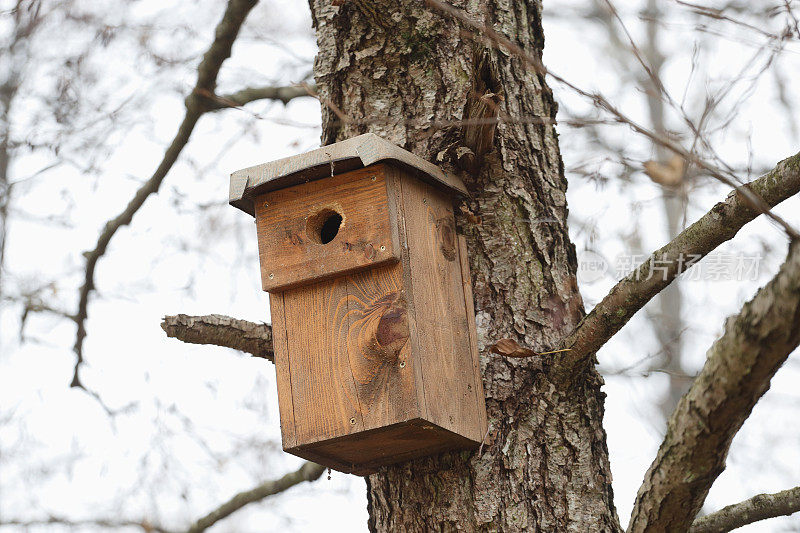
[307,0,620,530]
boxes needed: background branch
[690,486,800,533]
[205,83,315,110]
[161,314,273,362]
[562,151,800,376]
[0,516,173,533]
[185,462,325,533]
[627,240,800,532]
[71,0,259,390]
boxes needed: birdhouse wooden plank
[230,134,487,474]
[253,166,401,292]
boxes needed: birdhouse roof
[229,133,468,216]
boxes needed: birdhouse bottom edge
[283,417,481,476]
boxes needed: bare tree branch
[161,314,273,362]
[205,83,316,110]
[71,0,259,389]
[690,486,800,533]
[0,0,44,307]
[0,516,174,533]
[674,0,791,40]
[562,151,800,375]
[627,240,800,532]
[185,461,326,533]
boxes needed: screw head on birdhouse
[230,133,487,475]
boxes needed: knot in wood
[363,291,409,363]
[437,218,457,261]
[374,293,409,359]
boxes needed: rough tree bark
[307,1,619,530]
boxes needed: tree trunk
[308,1,620,530]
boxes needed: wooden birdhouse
[230,134,487,474]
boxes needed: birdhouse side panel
[457,234,488,435]
[398,175,487,444]
[268,292,297,449]
[253,165,400,292]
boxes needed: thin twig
[673,0,793,40]
[0,516,174,533]
[185,462,325,533]
[204,83,315,110]
[690,486,800,533]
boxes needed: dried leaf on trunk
[489,338,536,357]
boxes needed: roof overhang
[229,133,468,216]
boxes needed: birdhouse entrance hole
[307,208,342,244]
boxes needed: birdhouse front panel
[253,166,401,292]
[269,260,425,468]
[230,134,487,474]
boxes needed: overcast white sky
[1,0,799,531]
